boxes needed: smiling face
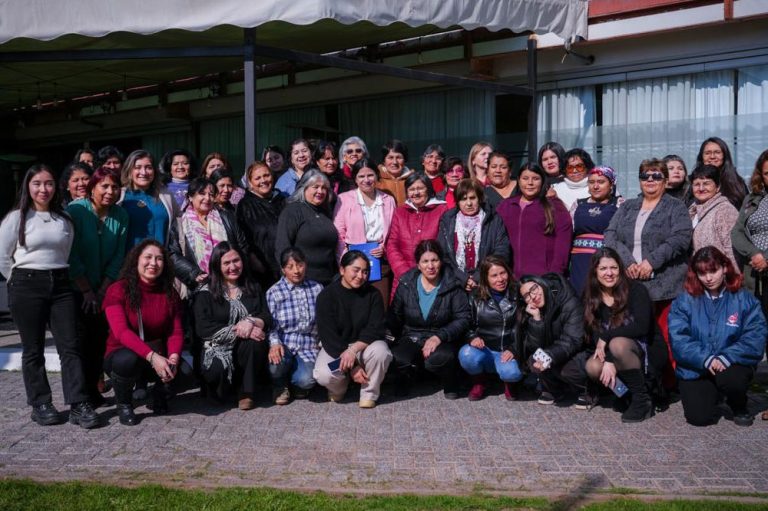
[540,149,560,177]
[458,190,480,216]
[282,257,307,286]
[190,185,216,215]
[702,142,724,168]
[517,170,542,200]
[666,160,686,187]
[487,156,511,187]
[317,149,338,177]
[565,156,587,182]
[595,257,620,290]
[304,180,328,207]
[384,150,405,176]
[264,151,284,173]
[422,151,443,177]
[248,165,273,198]
[406,179,429,208]
[692,176,718,204]
[67,169,90,200]
[91,176,120,209]
[170,155,190,180]
[588,174,612,202]
[291,142,311,173]
[472,145,492,172]
[137,244,164,283]
[29,170,56,211]
[340,256,369,289]
[697,264,725,293]
[444,164,465,189]
[131,157,155,191]
[487,264,509,293]
[355,166,377,195]
[520,281,545,309]
[343,143,364,166]
[417,250,441,282]
[220,249,243,285]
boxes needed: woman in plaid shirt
[266,247,323,405]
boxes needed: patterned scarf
[181,207,227,273]
[202,286,250,383]
[455,210,484,272]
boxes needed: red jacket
[385,199,447,299]
[496,195,573,280]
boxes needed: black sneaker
[734,413,754,427]
[575,394,598,410]
[69,401,100,429]
[537,391,555,405]
[31,402,62,426]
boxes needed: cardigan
[689,193,739,271]
[604,193,692,302]
[731,191,768,291]
[332,188,396,260]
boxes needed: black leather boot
[111,373,139,426]
[619,369,652,423]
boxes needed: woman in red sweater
[103,239,183,425]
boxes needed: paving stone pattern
[0,371,767,496]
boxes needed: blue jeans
[458,345,523,383]
[269,349,316,390]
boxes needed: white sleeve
[0,211,21,279]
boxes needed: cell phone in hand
[612,377,628,397]
[532,348,552,369]
[327,357,343,375]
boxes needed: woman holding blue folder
[333,158,396,305]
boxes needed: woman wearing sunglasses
[605,159,692,389]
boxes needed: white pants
[313,341,392,401]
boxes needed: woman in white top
[551,148,594,211]
[0,165,100,429]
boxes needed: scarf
[201,286,250,383]
[181,207,227,274]
[454,210,484,272]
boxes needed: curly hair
[118,239,177,310]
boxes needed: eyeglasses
[345,148,364,155]
[521,283,541,303]
[639,172,665,182]
[566,163,586,171]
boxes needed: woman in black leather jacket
[516,273,586,405]
[387,240,470,399]
[458,256,522,402]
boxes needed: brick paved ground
[0,369,767,497]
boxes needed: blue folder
[349,242,382,282]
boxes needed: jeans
[8,268,88,405]
[458,345,523,382]
[269,348,316,390]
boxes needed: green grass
[2,479,768,511]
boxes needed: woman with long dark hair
[496,162,572,279]
[695,136,748,209]
[582,248,668,421]
[663,154,690,204]
[103,239,183,425]
[60,161,93,205]
[193,241,270,409]
[537,141,566,188]
[0,165,99,428]
[669,246,766,426]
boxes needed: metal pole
[527,35,538,159]
[244,28,258,165]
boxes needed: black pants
[390,339,458,390]
[104,348,155,381]
[74,292,109,401]
[202,339,268,400]
[8,268,88,406]
[678,364,754,426]
[532,352,587,396]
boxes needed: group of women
[1,135,766,429]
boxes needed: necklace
[38,212,52,223]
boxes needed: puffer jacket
[515,273,584,365]
[466,288,518,353]
[437,206,511,286]
[387,266,470,345]
[669,288,767,380]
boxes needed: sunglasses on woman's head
[639,172,665,182]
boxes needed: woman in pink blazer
[333,158,396,306]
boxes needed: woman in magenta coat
[496,162,572,279]
[385,173,447,300]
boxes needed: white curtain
[737,65,768,172]
[601,70,734,197]
[536,86,596,152]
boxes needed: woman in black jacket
[516,273,585,405]
[458,256,521,402]
[437,179,510,292]
[193,242,270,409]
[236,161,286,289]
[583,247,668,422]
[168,177,247,294]
[388,240,471,399]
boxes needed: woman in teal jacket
[669,246,766,427]
[67,167,129,405]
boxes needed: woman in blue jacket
[669,246,767,427]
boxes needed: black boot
[111,373,139,426]
[619,369,652,423]
[149,383,169,415]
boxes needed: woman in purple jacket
[496,162,572,279]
